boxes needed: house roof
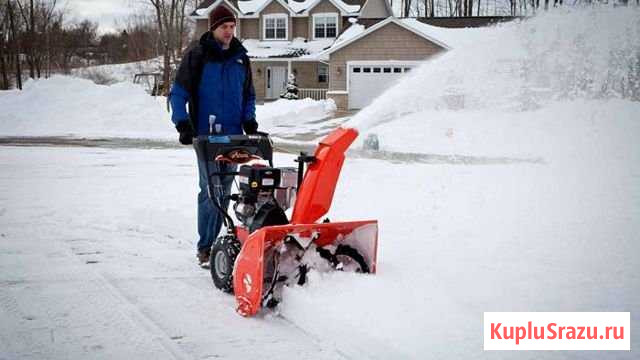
[192,0,241,17]
[358,0,392,19]
[192,0,360,18]
[319,17,451,57]
[245,0,297,15]
[291,0,361,14]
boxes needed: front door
[266,66,287,99]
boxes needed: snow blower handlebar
[294,152,316,190]
[195,134,274,167]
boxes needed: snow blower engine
[195,128,378,317]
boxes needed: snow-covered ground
[71,57,164,84]
[1,6,638,359]
[0,76,337,142]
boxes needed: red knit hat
[209,6,236,30]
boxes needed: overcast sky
[65,0,145,34]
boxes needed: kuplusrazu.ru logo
[484,312,630,350]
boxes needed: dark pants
[194,145,236,252]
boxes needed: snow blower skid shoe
[194,128,378,317]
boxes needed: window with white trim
[313,13,338,39]
[263,14,287,40]
[318,64,328,83]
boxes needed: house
[190,0,450,110]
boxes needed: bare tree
[13,0,58,78]
[7,0,22,89]
[1,0,9,89]
[147,0,193,94]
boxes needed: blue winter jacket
[169,33,256,135]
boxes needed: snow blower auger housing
[195,127,378,317]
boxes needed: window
[373,67,381,73]
[383,67,391,73]
[353,67,361,73]
[313,13,338,39]
[318,65,328,83]
[404,67,411,73]
[393,67,402,73]
[264,14,287,40]
[363,67,371,73]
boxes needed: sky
[64,0,145,34]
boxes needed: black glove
[176,121,194,145]
[242,119,258,135]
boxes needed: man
[169,5,258,266]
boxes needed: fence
[298,88,328,100]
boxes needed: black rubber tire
[334,245,370,274]
[209,235,242,293]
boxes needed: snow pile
[0,75,336,140]
[257,98,338,140]
[71,57,163,84]
[0,75,174,139]
[349,7,640,158]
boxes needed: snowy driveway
[1,144,638,359]
[0,147,345,359]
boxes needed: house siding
[328,22,445,92]
[260,1,292,41]
[292,62,329,89]
[308,1,341,40]
[292,17,308,39]
[327,92,348,109]
[240,18,259,39]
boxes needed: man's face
[212,22,236,48]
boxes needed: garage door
[348,64,414,110]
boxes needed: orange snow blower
[195,127,378,317]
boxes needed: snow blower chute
[195,127,378,317]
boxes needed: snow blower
[195,127,378,317]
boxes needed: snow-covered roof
[291,0,360,14]
[193,0,241,18]
[399,19,470,49]
[192,0,360,18]
[243,38,334,59]
[319,17,450,57]
[244,0,296,15]
[358,0,392,19]
[237,0,270,14]
[288,0,315,13]
[333,22,365,46]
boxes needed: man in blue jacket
[169,5,257,266]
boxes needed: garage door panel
[348,64,414,110]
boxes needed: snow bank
[349,7,640,158]
[0,76,336,140]
[71,57,163,84]
[257,97,337,139]
[0,75,175,139]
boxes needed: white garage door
[348,64,415,110]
